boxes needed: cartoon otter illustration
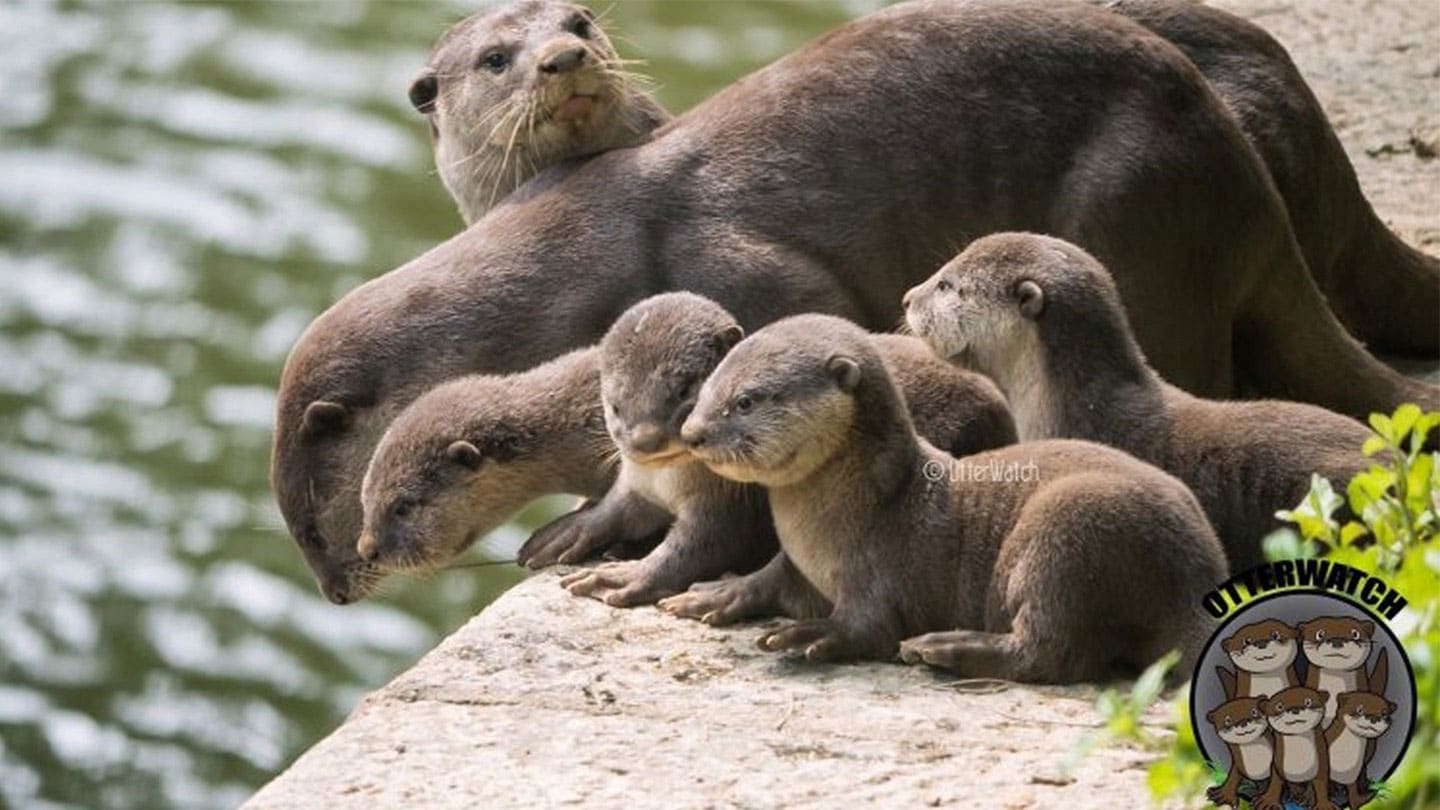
[1257,686,1336,810]
[1299,616,1389,727]
[1326,691,1397,809]
[1218,619,1301,699]
[1206,696,1274,809]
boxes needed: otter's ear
[1256,696,1271,713]
[303,401,348,436]
[1387,700,1398,713]
[408,71,438,115]
[714,324,744,354]
[1360,620,1374,636]
[1316,690,1330,703]
[446,440,484,470]
[1016,280,1044,319]
[826,355,861,392]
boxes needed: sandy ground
[243,4,1437,809]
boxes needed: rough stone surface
[244,573,1171,809]
[245,3,1438,808]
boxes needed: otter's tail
[1323,219,1440,356]
[1234,237,1440,422]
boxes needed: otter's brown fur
[678,314,1226,681]
[413,0,667,224]
[529,293,1016,606]
[272,0,1433,602]
[904,233,1378,573]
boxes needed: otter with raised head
[1326,691,1396,809]
[273,0,1436,604]
[1298,616,1389,727]
[675,313,1225,680]
[903,233,1378,573]
[1257,686,1336,810]
[528,292,1017,606]
[1217,619,1301,700]
[355,296,1014,601]
[410,0,667,224]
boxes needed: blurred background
[0,1,885,807]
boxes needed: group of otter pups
[274,0,1438,693]
[1205,616,1395,810]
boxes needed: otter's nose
[356,530,380,562]
[539,47,586,74]
[628,424,667,455]
[681,421,707,449]
[408,72,438,114]
[322,581,351,606]
[1329,639,1347,649]
[902,288,918,310]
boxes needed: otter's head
[414,0,652,223]
[1335,692,1397,739]
[599,293,743,467]
[1299,616,1374,672]
[683,315,905,488]
[1259,687,1328,735]
[902,233,1137,388]
[1206,697,1270,745]
[1221,619,1299,674]
[355,375,563,592]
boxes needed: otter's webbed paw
[657,574,768,626]
[519,506,616,569]
[757,618,872,662]
[1205,785,1239,808]
[560,560,679,607]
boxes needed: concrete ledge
[243,572,1171,809]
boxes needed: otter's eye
[393,499,415,519]
[1315,630,1326,642]
[570,15,592,38]
[734,394,754,414]
[936,279,953,293]
[480,50,509,74]
[1350,629,1361,640]
[1271,631,1281,641]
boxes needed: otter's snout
[901,286,921,310]
[356,529,381,562]
[681,418,708,449]
[539,46,586,75]
[625,424,669,455]
[408,71,438,114]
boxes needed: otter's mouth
[1252,651,1277,662]
[552,93,598,123]
[1276,715,1315,731]
[627,447,690,466]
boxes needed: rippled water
[0,2,876,807]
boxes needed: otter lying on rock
[677,314,1227,681]
[904,233,1374,573]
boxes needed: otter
[529,292,1016,606]
[1217,619,1302,700]
[1257,686,1336,810]
[1326,691,1396,809]
[675,313,1226,681]
[1298,616,1390,727]
[410,0,667,224]
[272,0,1435,604]
[356,298,1014,601]
[1206,696,1274,810]
[903,233,1384,573]
[1100,0,1438,355]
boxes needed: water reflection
[0,1,866,807]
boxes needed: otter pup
[677,314,1226,680]
[1217,619,1301,700]
[354,347,622,596]
[1206,696,1274,810]
[1326,691,1396,809]
[903,233,1375,573]
[411,0,667,223]
[1298,616,1389,727]
[1257,686,1336,810]
[531,293,1017,607]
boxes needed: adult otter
[1257,686,1336,810]
[273,0,1434,603]
[410,0,667,224]
[676,314,1226,680]
[1298,616,1389,727]
[903,233,1382,572]
[1206,696,1274,810]
[355,295,1014,602]
[1326,691,1396,810]
[1101,0,1438,355]
[536,293,1015,606]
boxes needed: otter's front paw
[757,619,856,662]
[658,575,762,625]
[560,561,677,607]
[1251,793,1283,810]
[1311,799,1339,810]
[519,507,613,569]
[1205,785,1239,808]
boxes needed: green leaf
[1362,435,1389,457]
[1339,521,1370,547]
[1391,403,1421,444]
[1368,411,1395,444]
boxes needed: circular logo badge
[1190,591,1415,810]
